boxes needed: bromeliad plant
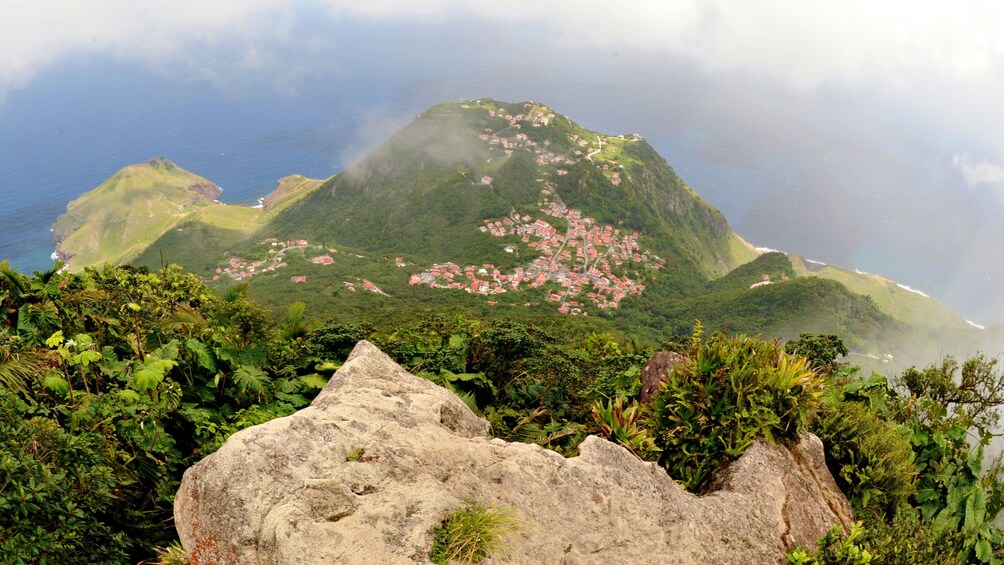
[591,396,661,460]
[647,328,824,492]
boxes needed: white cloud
[0,0,294,93]
[321,0,1004,89]
[3,1,1004,96]
[952,154,1004,187]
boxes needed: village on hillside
[211,102,660,316]
[213,237,390,296]
[411,102,663,316]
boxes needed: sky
[2,1,1004,325]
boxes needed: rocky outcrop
[639,350,685,404]
[175,341,853,565]
[186,181,222,203]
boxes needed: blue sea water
[0,61,372,272]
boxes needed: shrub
[787,522,876,564]
[647,331,823,491]
[788,510,963,565]
[0,391,133,564]
[429,500,518,564]
[812,398,917,517]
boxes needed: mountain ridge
[47,99,984,368]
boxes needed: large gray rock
[175,340,853,565]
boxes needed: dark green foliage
[648,277,895,356]
[788,514,962,565]
[0,391,132,564]
[3,243,1002,564]
[806,357,1004,564]
[706,251,795,293]
[591,396,660,459]
[0,263,334,561]
[307,322,372,361]
[813,397,917,517]
[647,330,823,491]
[899,396,1004,563]
[900,354,1004,430]
[372,315,644,454]
[134,218,249,273]
[786,333,849,374]
[787,522,877,564]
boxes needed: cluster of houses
[216,255,276,282]
[211,236,397,297]
[216,237,337,282]
[485,102,554,129]
[749,273,789,289]
[333,279,392,295]
[405,102,666,315]
[476,102,632,191]
[215,103,653,316]
[411,171,664,314]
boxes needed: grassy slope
[124,174,325,273]
[260,175,325,223]
[788,254,972,331]
[54,159,226,270]
[132,208,257,273]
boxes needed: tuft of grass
[429,500,519,564]
[345,446,365,462]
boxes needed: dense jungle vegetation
[2,262,1004,564]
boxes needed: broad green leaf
[133,367,162,392]
[43,374,68,395]
[234,365,269,394]
[73,350,102,367]
[452,372,486,382]
[967,452,983,476]
[298,374,329,389]
[965,490,987,534]
[117,389,141,403]
[151,340,180,361]
[184,338,216,372]
[132,354,178,392]
[44,331,64,348]
[976,538,992,562]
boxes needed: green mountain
[52,100,982,366]
[54,158,237,269]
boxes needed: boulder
[175,340,853,565]
[639,350,685,404]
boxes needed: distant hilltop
[53,158,222,269]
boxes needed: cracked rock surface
[174,340,853,565]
